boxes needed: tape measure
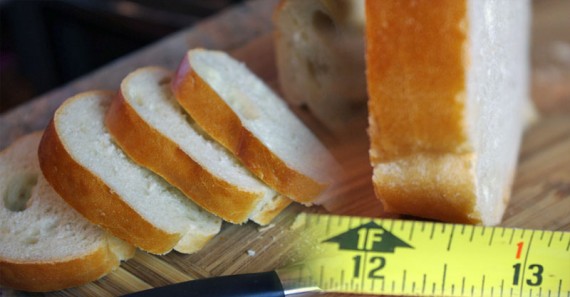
[286,213,570,297]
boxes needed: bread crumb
[257,224,275,232]
[246,249,256,256]
[289,213,306,231]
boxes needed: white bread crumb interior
[56,94,221,249]
[0,133,115,261]
[124,68,281,222]
[189,50,336,183]
[466,0,530,224]
[275,0,367,133]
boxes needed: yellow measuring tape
[288,213,570,297]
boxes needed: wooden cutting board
[1,0,569,296]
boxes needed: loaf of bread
[0,132,135,292]
[172,49,339,204]
[38,91,222,254]
[274,0,366,133]
[106,67,291,225]
[366,0,530,225]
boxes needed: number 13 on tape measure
[290,214,570,297]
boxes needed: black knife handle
[122,271,285,297]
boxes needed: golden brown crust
[172,54,326,204]
[366,0,470,163]
[0,235,134,292]
[38,92,180,254]
[105,82,262,224]
[372,153,480,224]
[366,1,481,223]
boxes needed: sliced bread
[274,0,367,133]
[105,67,290,225]
[38,91,222,254]
[0,132,135,292]
[172,49,339,204]
[366,0,530,225]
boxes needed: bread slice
[274,0,367,133]
[106,67,290,225]
[0,132,135,292]
[38,91,222,254]
[366,0,530,225]
[172,49,339,204]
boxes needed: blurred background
[1,0,569,114]
[0,0,243,112]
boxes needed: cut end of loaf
[366,0,529,225]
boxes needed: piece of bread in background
[172,49,340,205]
[106,67,290,225]
[0,132,135,292]
[38,91,222,254]
[366,0,530,225]
[274,0,367,134]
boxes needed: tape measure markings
[442,263,447,295]
[509,228,517,245]
[489,227,497,245]
[429,222,436,240]
[547,232,554,247]
[408,220,416,241]
[520,231,535,296]
[499,279,504,297]
[447,224,456,251]
[295,214,570,296]
[470,225,477,242]
[422,273,426,294]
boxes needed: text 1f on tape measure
[288,214,570,297]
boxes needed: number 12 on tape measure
[292,214,570,297]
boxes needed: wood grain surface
[1,0,569,296]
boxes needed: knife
[122,268,321,297]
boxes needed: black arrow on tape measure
[323,221,413,253]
